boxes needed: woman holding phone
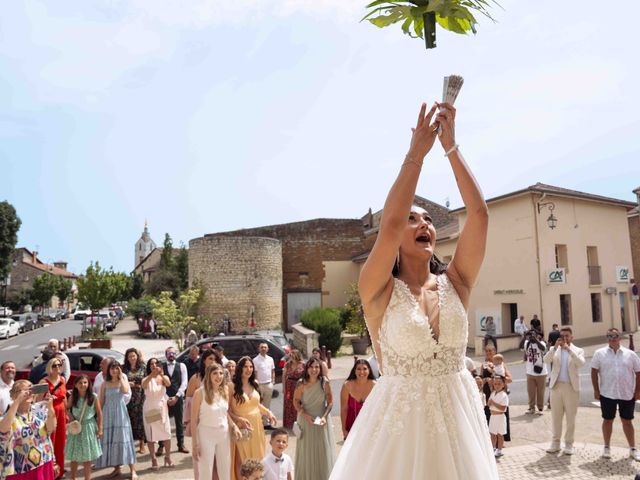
[0,380,57,479]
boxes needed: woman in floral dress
[38,358,67,479]
[123,348,146,453]
[282,349,304,429]
[0,380,56,480]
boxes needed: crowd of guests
[4,321,639,478]
[0,340,378,480]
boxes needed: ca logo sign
[548,270,564,283]
[620,268,629,281]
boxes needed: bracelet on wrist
[402,154,423,168]
[444,144,459,157]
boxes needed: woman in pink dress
[141,358,173,470]
[340,359,376,439]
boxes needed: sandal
[164,455,175,468]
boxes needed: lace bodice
[379,274,468,377]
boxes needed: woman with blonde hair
[38,357,67,479]
[0,379,56,479]
[141,358,172,470]
[282,349,305,429]
[191,363,241,480]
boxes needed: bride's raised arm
[359,102,438,320]
[435,103,488,307]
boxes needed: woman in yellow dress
[228,356,277,480]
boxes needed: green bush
[301,307,343,354]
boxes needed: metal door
[287,292,322,330]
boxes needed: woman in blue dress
[96,359,138,479]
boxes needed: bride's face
[399,206,436,263]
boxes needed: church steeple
[134,221,157,270]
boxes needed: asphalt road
[0,317,83,368]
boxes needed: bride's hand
[407,102,438,160]
[435,102,456,152]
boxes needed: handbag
[237,427,253,442]
[144,408,163,424]
[66,397,88,436]
[292,421,303,439]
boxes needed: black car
[176,334,287,383]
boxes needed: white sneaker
[602,446,611,458]
[546,445,561,454]
[535,409,544,416]
[563,446,574,455]
[630,448,640,461]
[526,408,535,415]
[495,449,503,458]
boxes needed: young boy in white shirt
[261,428,294,480]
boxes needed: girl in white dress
[330,101,498,479]
[488,375,509,457]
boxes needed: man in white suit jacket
[543,326,586,455]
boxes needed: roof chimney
[634,187,640,207]
[54,261,68,271]
[32,251,38,263]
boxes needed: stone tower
[134,221,156,270]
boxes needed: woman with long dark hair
[65,375,103,480]
[294,357,335,480]
[122,348,146,454]
[96,359,138,479]
[340,359,376,440]
[330,101,497,479]
[228,356,276,480]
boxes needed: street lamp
[537,201,557,229]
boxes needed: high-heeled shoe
[163,455,175,468]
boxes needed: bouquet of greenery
[362,0,499,49]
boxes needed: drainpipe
[532,194,545,328]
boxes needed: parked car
[0,318,20,339]
[253,330,292,355]
[11,313,40,333]
[176,334,288,383]
[40,308,62,322]
[15,348,125,387]
[0,306,13,317]
[73,307,92,320]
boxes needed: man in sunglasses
[591,328,640,460]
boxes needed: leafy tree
[342,283,368,337]
[129,273,144,299]
[127,295,155,320]
[301,307,343,354]
[160,233,174,270]
[107,271,130,304]
[32,274,57,308]
[174,242,189,292]
[77,262,113,311]
[152,288,200,350]
[144,269,180,298]
[54,277,73,307]
[7,289,33,311]
[0,201,21,283]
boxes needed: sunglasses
[607,334,620,340]
[52,364,61,368]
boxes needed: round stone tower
[188,235,283,332]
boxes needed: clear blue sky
[1,1,638,274]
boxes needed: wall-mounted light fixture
[537,200,557,229]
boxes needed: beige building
[437,183,637,351]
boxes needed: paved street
[0,317,83,367]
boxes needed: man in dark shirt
[531,315,542,334]
[28,347,54,384]
[182,345,200,380]
[548,324,561,347]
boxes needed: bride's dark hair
[393,253,448,277]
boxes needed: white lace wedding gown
[329,274,499,479]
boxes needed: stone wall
[209,218,367,324]
[630,214,640,282]
[188,236,283,332]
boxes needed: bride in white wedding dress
[329,101,499,479]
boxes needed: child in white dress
[488,375,508,458]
